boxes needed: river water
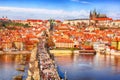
[0,54,30,80]
[54,53,120,80]
[0,53,120,80]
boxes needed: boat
[79,50,96,55]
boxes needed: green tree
[46,36,55,48]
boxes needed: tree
[46,36,55,48]
[0,20,30,29]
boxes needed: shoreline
[50,49,74,54]
[50,49,120,56]
[0,50,31,55]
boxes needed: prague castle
[90,9,112,23]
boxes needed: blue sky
[0,0,120,20]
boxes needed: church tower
[90,9,97,20]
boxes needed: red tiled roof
[25,40,35,45]
[56,38,73,43]
[56,20,61,23]
[57,25,69,30]
[44,20,48,23]
[26,34,37,38]
[113,20,120,22]
[57,28,70,30]
[61,24,68,26]
[40,27,46,31]
[12,20,23,22]
[92,18,112,21]
[27,19,43,22]
[0,18,8,20]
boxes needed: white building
[63,19,90,25]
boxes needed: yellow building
[55,38,74,48]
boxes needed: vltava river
[54,53,120,80]
[0,54,30,80]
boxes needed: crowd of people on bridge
[37,40,60,80]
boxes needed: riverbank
[50,49,97,56]
[0,50,31,55]
[50,49,73,53]
[50,49,120,56]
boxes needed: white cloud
[80,1,90,4]
[107,11,120,19]
[100,8,120,19]
[71,0,80,2]
[71,0,91,4]
[0,6,89,20]
[0,6,119,20]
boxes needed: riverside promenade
[0,50,31,55]
[37,40,61,80]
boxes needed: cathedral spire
[93,9,97,15]
[90,10,92,19]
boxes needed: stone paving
[37,40,60,80]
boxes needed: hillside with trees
[0,20,30,29]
